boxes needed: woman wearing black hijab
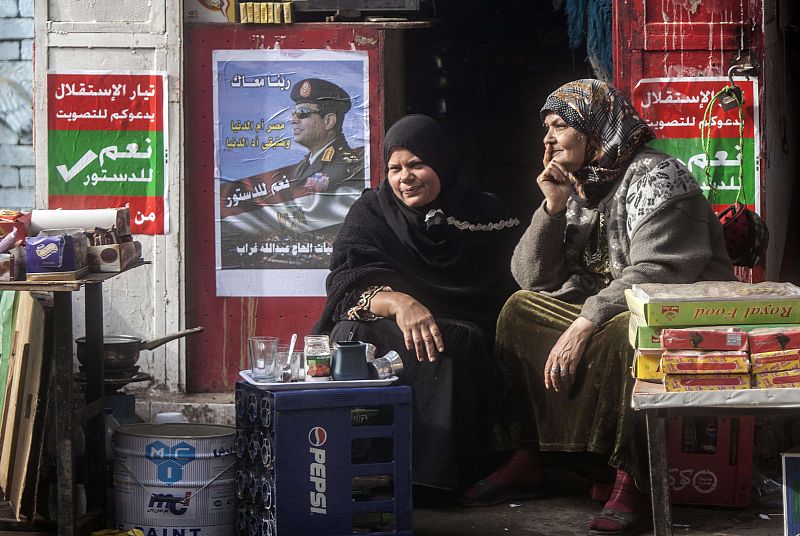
[314,114,521,498]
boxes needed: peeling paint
[354,35,377,46]
[671,0,702,15]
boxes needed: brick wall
[0,0,33,210]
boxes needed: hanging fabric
[563,0,613,82]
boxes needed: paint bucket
[113,423,236,535]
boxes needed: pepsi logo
[308,427,327,447]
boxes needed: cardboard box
[661,351,750,374]
[782,447,800,536]
[25,229,89,281]
[625,287,800,327]
[750,349,800,374]
[630,315,792,350]
[664,373,750,392]
[87,241,139,273]
[753,369,800,389]
[748,326,800,353]
[660,327,748,351]
[632,349,665,381]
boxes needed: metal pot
[76,326,204,370]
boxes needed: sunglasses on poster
[292,107,322,119]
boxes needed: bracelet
[345,285,392,321]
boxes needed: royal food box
[661,351,750,374]
[660,327,748,351]
[748,326,800,353]
[664,373,750,392]
[753,369,800,389]
[25,229,89,281]
[625,281,800,327]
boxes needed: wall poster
[632,77,760,214]
[47,71,169,234]
[213,49,370,297]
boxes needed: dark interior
[402,1,591,223]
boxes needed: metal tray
[239,369,398,390]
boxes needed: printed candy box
[754,369,800,389]
[660,327,748,351]
[748,326,800,353]
[664,373,750,392]
[661,351,750,374]
[632,349,664,381]
[625,281,800,327]
[628,315,786,350]
[750,349,800,374]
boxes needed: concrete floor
[414,494,784,536]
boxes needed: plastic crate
[667,415,754,507]
[235,382,412,536]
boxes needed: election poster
[632,77,760,214]
[213,49,370,297]
[47,71,169,234]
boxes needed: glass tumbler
[248,336,279,380]
[274,345,303,382]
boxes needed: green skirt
[494,290,649,487]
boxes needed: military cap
[291,78,351,113]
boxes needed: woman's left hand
[544,316,597,392]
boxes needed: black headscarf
[377,115,520,268]
[314,114,521,335]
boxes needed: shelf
[0,261,149,292]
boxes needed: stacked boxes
[239,2,293,23]
[626,281,800,391]
[749,327,800,388]
[235,382,412,536]
[660,328,750,392]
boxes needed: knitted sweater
[511,148,736,326]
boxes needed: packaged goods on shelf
[625,281,800,327]
[661,351,750,375]
[26,228,89,281]
[748,326,800,353]
[632,349,664,381]
[663,373,750,392]
[750,349,800,374]
[660,327,748,351]
[753,369,800,389]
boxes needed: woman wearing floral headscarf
[461,80,735,534]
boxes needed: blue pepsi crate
[235,382,412,536]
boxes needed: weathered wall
[34,1,186,392]
[0,0,34,209]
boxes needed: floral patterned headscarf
[541,79,655,187]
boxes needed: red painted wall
[613,0,765,283]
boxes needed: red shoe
[589,469,650,535]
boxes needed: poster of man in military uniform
[212,49,369,297]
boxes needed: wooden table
[632,380,800,536]
[0,262,146,535]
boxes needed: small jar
[304,335,331,381]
